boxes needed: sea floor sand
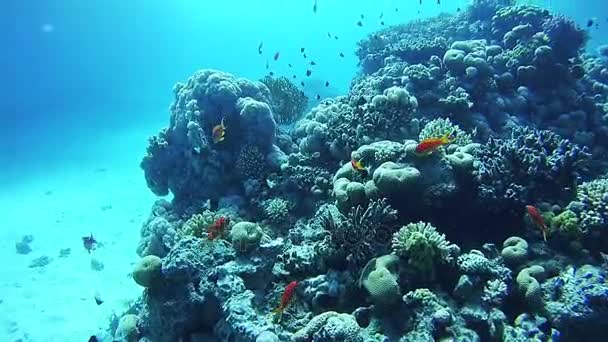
[0,126,160,341]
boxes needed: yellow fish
[212,118,226,143]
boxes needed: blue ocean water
[3,0,608,341]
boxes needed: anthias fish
[415,132,455,154]
[273,280,298,321]
[526,205,548,242]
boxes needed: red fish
[526,205,548,242]
[208,217,230,240]
[273,280,298,321]
[415,132,455,154]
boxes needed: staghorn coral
[565,177,608,234]
[321,199,398,271]
[418,117,473,147]
[391,221,459,275]
[474,125,589,208]
[260,75,308,124]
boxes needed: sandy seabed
[0,126,160,342]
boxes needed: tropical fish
[380,12,383,19]
[587,19,594,28]
[82,234,97,254]
[327,32,332,38]
[526,205,548,242]
[303,53,307,59]
[208,217,230,240]
[274,51,280,61]
[265,59,269,70]
[293,75,296,79]
[288,63,292,68]
[357,21,363,27]
[339,52,344,57]
[351,159,367,172]
[313,0,317,13]
[269,71,274,76]
[212,118,226,143]
[258,41,263,54]
[273,280,298,322]
[94,289,104,305]
[306,70,312,77]
[325,81,329,87]
[89,336,99,342]
[316,94,321,100]
[310,61,316,66]
[300,47,305,53]
[381,21,385,26]
[415,132,455,154]
[301,81,304,86]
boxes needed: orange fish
[273,280,298,322]
[526,205,548,242]
[207,217,229,240]
[212,118,226,143]
[415,132,455,154]
[351,159,366,172]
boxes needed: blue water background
[4,0,607,188]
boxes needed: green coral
[500,236,528,265]
[516,265,546,309]
[260,75,308,124]
[229,221,263,253]
[261,197,293,224]
[550,210,581,238]
[235,144,266,180]
[391,222,457,274]
[359,255,401,309]
[178,210,223,239]
[418,117,472,146]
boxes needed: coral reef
[120,2,608,341]
[260,75,308,124]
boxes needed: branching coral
[235,144,266,180]
[391,222,459,274]
[418,118,472,147]
[178,210,226,239]
[322,199,398,271]
[474,125,589,207]
[564,178,608,234]
[260,75,308,124]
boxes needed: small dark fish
[303,53,307,58]
[258,41,263,54]
[274,51,280,61]
[316,94,321,100]
[269,71,274,76]
[327,32,332,38]
[94,289,103,305]
[301,81,305,86]
[313,0,317,13]
[437,0,440,4]
[301,47,305,53]
[310,61,316,65]
[381,21,385,25]
[395,7,398,12]
[357,21,363,27]
[339,52,344,57]
[266,60,269,69]
[82,234,97,254]
[306,70,312,77]
[334,35,338,40]
[293,75,296,79]
[360,14,364,19]
[89,336,99,342]
[457,7,461,12]
[380,13,383,19]
[288,63,292,68]
[325,81,329,87]
[587,19,594,28]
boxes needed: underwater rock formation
[119,1,608,341]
